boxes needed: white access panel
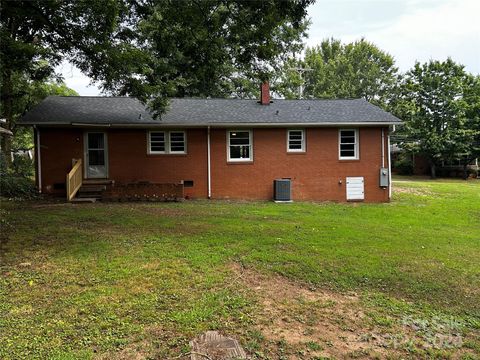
[346,177,365,201]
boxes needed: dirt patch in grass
[232,264,476,359]
[231,264,389,358]
[394,186,434,196]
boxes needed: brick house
[19,85,401,202]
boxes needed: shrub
[12,154,35,178]
[0,173,37,199]
[0,153,37,199]
[394,153,414,175]
[467,168,478,179]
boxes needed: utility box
[274,179,291,202]
[379,167,389,187]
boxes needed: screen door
[85,132,108,178]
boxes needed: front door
[85,132,108,178]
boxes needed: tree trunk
[0,134,12,166]
[430,161,437,179]
[0,72,13,168]
[462,164,469,180]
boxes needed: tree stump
[190,331,247,360]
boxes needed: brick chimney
[260,81,270,105]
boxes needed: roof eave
[18,120,402,127]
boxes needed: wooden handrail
[66,159,83,201]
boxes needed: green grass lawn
[1,178,479,359]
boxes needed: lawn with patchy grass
[1,178,479,359]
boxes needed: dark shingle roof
[19,96,401,126]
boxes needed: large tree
[1,0,312,165]
[394,59,475,178]
[11,75,78,153]
[1,0,130,164]
[274,38,398,106]
[455,75,480,178]
[87,0,311,113]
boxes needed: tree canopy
[1,0,313,163]
[87,0,311,113]
[392,58,478,178]
[1,0,129,161]
[274,38,398,107]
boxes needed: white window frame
[147,130,187,154]
[287,129,306,153]
[168,131,187,154]
[227,129,253,162]
[339,128,359,160]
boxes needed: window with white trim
[148,131,186,154]
[149,131,166,153]
[287,129,305,152]
[339,129,359,160]
[227,130,252,162]
[169,131,186,153]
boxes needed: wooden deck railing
[66,159,82,201]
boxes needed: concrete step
[83,179,114,185]
[77,193,102,199]
[78,185,106,193]
[71,197,97,203]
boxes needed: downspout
[381,128,385,168]
[207,126,211,199]
[388,127,392,199]
[34,125,42,193]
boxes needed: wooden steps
[71,182,110,202]
[78,185,106,193]
[83,179,115,186]
[76,184,105,200]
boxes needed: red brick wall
[210,127,389,202]
[38,127,84,194]
[107,129,208,198]
[37,126,390,202]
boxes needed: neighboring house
[391,144,479,177]
[18,83,401,202]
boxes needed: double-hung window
[339,129,359,160]
[169,131,186,153]
[149,132,166,153]
[287,129,305,152]
[148,131,186,154]
[227,130,252,162]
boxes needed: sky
[59,0,480,96]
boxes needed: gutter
[19,121,403,128]
[34,125,42,193]
[71,122,111,127]
[388,127,393,199]
[381,128,385,168]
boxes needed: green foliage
[0,173,37,199]
[1,1,126,81]
[2,0,311,114]
[274,38,398,106]
[11,155,35,178]
[460,75,480,166]
[1,0,312,163]
[93,0,311,115]
[0,73,78,175]
[394,153,414,175]
[0,152,37,199]
[392,59,478,178]
[1,0,124,138]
